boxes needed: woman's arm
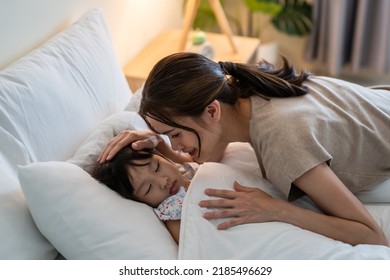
[165,220,181,244]
[200,163,388,246]
[292,163,388,246]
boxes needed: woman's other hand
[199,181,282,229]
[98,130,161,163]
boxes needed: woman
[99,52,390,246]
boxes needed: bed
[1,9,390,260]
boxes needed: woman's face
[127,154,189,208]
[146,113,222,163]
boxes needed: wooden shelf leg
[179,0,201,51]
[179,0,238,53]
[208,0,238,53]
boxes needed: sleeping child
[91,145,198,243]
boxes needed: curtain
[306,0,390,76]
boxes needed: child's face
[127,154,189,207]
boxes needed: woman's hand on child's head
[130,133,161,151]
[98,130,162,163]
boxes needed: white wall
[0,0,184,70]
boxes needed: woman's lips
[188,148,197,157]
[170,180,179,194]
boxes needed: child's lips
[170,180,178,195]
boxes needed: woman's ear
[203,100,221,122]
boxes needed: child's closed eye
[145,184,152,195]
[155,160,160,172]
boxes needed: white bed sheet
[179,162,390,259]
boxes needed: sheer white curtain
[306,0,390,76]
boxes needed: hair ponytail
[218,57,310,99]
[140,53,310,125]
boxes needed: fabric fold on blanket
[178,162,390,259]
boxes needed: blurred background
[193,0,390,86]
[1,0,389,86]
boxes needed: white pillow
[125,84,143,112]
[0,8,130,260]
[19,161,178,260]
[68,111,148,173]
[356,179,390,204]
[0,9,131,163]
[0,127,57,259]
[220,142,260,174]
[20,111,178,259]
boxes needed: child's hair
[92,145,159,200]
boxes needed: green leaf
[244,0,282,15]
[193,8,218,31]
[271,0,312,36]
[185,0,226,32]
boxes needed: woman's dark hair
[139,52,310,157]
[91,145,157,200]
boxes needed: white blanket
[179,162,390,259]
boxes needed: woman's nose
[170,139,184,151]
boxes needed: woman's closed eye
[171,133,180,139]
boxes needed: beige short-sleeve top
[249,76,390,200]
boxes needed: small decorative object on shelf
[123,29,259,92]
[187,29,215,60]
[180,0,237,53]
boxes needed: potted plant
[186,0,312,37]
[187,0,244,35]
[244,0,312,63]
[245,0,312,37]
[185,0,313,64]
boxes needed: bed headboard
[0,0,183,70]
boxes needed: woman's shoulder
[250,93,315,123]
[304,75,370,94]
[249,92,331,150]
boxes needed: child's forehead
[127,153,170,172]
[132,156,153,166]
[126,158,152,179]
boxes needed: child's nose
[157,176,169,190]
